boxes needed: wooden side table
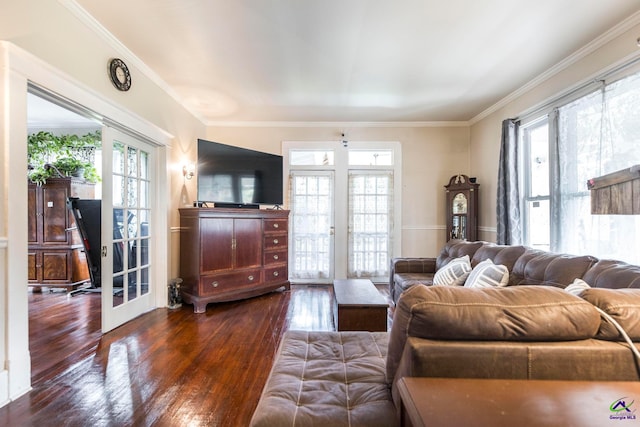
[332,279,388,332]
[397,377,640,427]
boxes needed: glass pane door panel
[348,171,393,278]
[289,171,334,281]
[111,142,151,307]
[101,127,155,333]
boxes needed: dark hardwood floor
[1,284,389,426]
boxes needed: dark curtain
[496,118,522,245]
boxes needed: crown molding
[205,120,470,128]
[469,10,640,125]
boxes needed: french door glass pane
[112,142,151,307]
[348,171,393,278]
[290,172,333,280]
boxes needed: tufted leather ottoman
[250,330,396,427]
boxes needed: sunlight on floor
[286,286,334,331]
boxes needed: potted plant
[53,157,87,178]
[27,130,101,185]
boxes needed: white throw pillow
[564,278,591,296]
[433,255,472,286]
[464,258,509,288]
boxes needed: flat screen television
[197,139,284,208]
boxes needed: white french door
[285,141,401,284]
[348,170,394,281]
[101,127,155,332]
[289,171,335,281]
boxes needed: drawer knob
[273,271,279,277]
[248,275,254,281]
[211,281,219,288]
[273,239,279,244]
[273,254,279,260]
[273,223,279,229]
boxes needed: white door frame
[0,42,171,403]
[283,140,402,282]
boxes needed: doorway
[0,42,171,400]
[284,141,402,284]
[26,90,160,376]
[26,91,103,381]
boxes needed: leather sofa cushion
[470,244,527,274]
[582,259,640,289]
[510,250,597,287]
[581,288,640,341]
[393,272,433,291]
[435,240,484,270]
[392,258,436,274]
[387,284,600,382]
[408,285,599,340]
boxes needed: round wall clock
[108,58,132,91]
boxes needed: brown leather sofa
[388,239,640,406]
[251,240,640,426]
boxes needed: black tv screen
[197,139,284,207]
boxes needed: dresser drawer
[264,233,287,250]
[264,249,288,266]
[264,218,288,234]
[199,269,262,295]
[264,265,288,283]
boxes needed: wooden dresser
[28,178,94,291]
[178,207,290,313]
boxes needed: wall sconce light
[183,163,195,180]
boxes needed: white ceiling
[27,93,100,130]
[72,0,640,124]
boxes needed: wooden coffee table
[397,377,640,427]
[332,279,388,332]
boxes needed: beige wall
[470,21,640,243]
[204,125,470,257]
[0,0,205,403]
[1,0,207,291]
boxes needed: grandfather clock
[445,174,479,241]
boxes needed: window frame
[521,116,551,251]
[519,65,640,263]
